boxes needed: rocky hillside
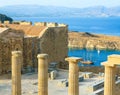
[68,32,120,50]
[0,14,13,23]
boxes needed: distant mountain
[0,14,13,23]
[0,5,120,17]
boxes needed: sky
[0,0,120,8]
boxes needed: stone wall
[0,29,24,74]
[20,21,32,25]
[40,27,68,65]
[0,23,68,74]
[23,37,38,69]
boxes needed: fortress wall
[0,37,23,74]
[23,37,39,69]
[23,38,33,68]
[46,22,58,27]
[34,22,68,27]
[40,26,68,65]
[4,20,10,24]
[20,22,32,25]
[34,22,46,26]
[0,36,38,74]
[34,22,58,27]
[0,22,68,74]
[58,23,68,27]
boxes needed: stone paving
[0,70,102,95]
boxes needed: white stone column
[12,51,22,95]
[37,54,48,95]
[65,57,82,95]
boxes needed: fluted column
[12,51,22,95]
[104,65,116,95]
[65,57,82,95]
[37,54,48,95]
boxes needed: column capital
[65,57,83,63]
[12,51,22,57]
[101,54,120,67]
[101,62,116,67]
[108,54,120,65]
[37,54,48,59]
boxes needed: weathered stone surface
[0,23,68,74]
[57,79,68,87]
[40,27,68,64]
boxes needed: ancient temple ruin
[0,22,68,74]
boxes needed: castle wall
[0,37,23,74]
[23,37,38,69]
[34,22,46,26]
[0,22,68,74]
[19,22,32,25]
[39,26,68,65]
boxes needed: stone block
[57,79,68,87]
[108,54,120,64]
[92,88,104,95]
[83,72,93,78]
[50,70,57,80]
[87,79,104,92]
[98,72,104,77]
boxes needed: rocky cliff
[0,14,13,23]
[68,32,120,50]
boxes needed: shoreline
[68,31,120,50]
[68,47,120,51]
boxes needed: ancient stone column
[101,55,120,95]
[12,51,22,95]
[103,63,116,95]
[65,57,82,95]
[37,54,48,95]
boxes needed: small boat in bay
[80,60,93,64]
[97,49,100,54]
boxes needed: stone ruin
[0,21,68,74]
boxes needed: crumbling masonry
[0,21,68,74]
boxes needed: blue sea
[13,17,120,66]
